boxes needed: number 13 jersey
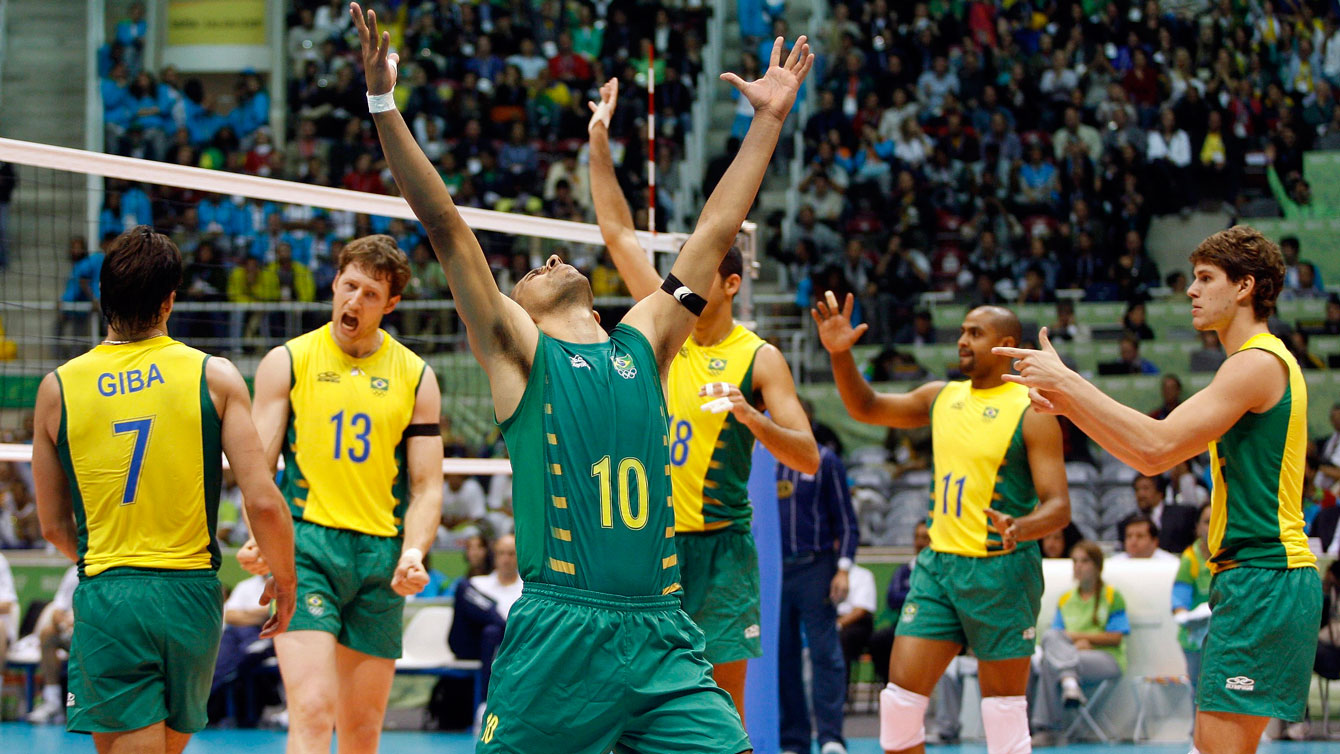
[283,325,425,538]
[928,380,1038,557]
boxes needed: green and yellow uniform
[480,324,748,754]
[1174,542,1212,653]
[281,324,425,659]
[1053,585,1129,672]
[1198,333,1320,721]
[54,336,224,734]
[896,380,1045,661]
[666,325,766,663]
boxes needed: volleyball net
[0,137,757,452]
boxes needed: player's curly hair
[339,234,412,298]
[1188,225,1285,321]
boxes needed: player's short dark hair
[1124,512,1160,540]
[339,234,412,298]
[100,225,182,335]
[718,245,744,280]
[1189,226,1285,321]
[1134,473,1168,493]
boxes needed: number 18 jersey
[282,325,425,538]
[927,380,1038,557]
[500,324,679,598]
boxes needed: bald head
[970,306,1023,345]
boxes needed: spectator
[1048,300,1091,344]
[1113,512,1181,562]
[1014,142,1060,214]
[868,522,930,684]
[1041,523,1083,559]
[208,574,275,726]
[449,534,522,706]
[1266,142,1336,218]
[441,468,488,532]
[1149,374,1183,420]
[1147,108,1194,213]
[260,242,316,304]
[1281,236,1326,293]
[1123,301,1156,341]
[1031,541,1129,746]
[798,172,845,225]
[1288,330,1327,369]
[917,55,960,116]
[1172,503,1215,699]
[1189,329,1226,373]
[1282,263,1327,300]
[1099,335,1159,375]
[775,445,858,754]
[0,552,14,662]
[893,310,936,346]
[26,565,78,724]
[836,563,876,687]
[1315,403,1340,492]
[55,236,102,351]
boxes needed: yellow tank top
[55,336,220,576]
[928,380,1038,557]
[665,324,765,532]
[282,325,426,537]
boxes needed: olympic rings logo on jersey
[612,353,637,379]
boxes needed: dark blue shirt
[776,446,858,562]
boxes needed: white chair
[1065,462,1097,483]
[396,607,481,672]
[847,445,890,467]
[1100,462,1138,483]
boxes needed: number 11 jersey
[500,324,679,598]
[283,324,425,538]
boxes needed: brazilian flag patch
[371,376,390,392]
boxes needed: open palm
[350,2,399,96]
[721,35,814,120]
[811,290,867,354]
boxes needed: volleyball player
[997,226,1319,754]
[31,226,296,754]
[812,295,1070,754]
[588,77,820,716]
[351,4,811,750]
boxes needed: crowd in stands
[764,0,1340,348]
[91,0,712,348]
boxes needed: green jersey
[500,324,680,598]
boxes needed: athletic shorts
[1196,565,1320,721]
[67,569,223,734]
[477,582,750,754]
[289,519,404,659]
[894,546,1043,662]
[676,529,762,664]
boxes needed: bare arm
[1068,630,1125,647]
[32,374,78,561]
[251,346,292,472]
[391,368,445,596]
[1010,409,1070,542]
[210,357,296,638]
[622,36,814,367]
[352,3,536,419]
[813,290,943,427]
[587,79,661,301]
[998,329,1284,475]
[738,344,819,473]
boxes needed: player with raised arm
[996,226,1319,754]
[350,4,810,751]
[237,232,445,754]
[812,292,1070,754]
[31,226,296,754]
[588,77,820,716]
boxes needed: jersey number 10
[591,456,649,530]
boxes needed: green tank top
[499,324,680,597]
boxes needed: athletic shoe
[1061,676,1086,707]
[1031,730,1057,747]
[819,742,848,754]
[25,699,65,725]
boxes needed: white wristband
[367,90,396,114]
[401,547,423,564]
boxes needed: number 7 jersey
[282,325,425,538]
[927,380,1038,557]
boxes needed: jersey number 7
[112,416,155,505]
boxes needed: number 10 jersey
[282,324,425,538]
[499,324,679,598]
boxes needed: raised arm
[587,79,661,301]
[391,367,445,597]
[812,291,943,427]
[622,36,814,366]
[351,3,535,419]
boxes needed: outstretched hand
[350,2,399,96]
[721,36,815,121]
[588,78,619,133]
[811,290,867,354]
[992,327,1072,414]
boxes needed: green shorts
[676,529,762,664]
[478,582,750,754]
[894,546,1043,661]
[66,569,223,734]
[289,519,404,659]
[1196,565,1321,721]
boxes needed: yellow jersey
[281,325,426,537]
[666,324,765,533]
[55,336,220,576]
[927,380,1038,557]
[1207,333,1314,573]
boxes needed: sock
[43,683,61,708]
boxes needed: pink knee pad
[879,682,928,751]
[980,695,1030,754]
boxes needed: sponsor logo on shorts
[1022,627,1036,640]
[570,355,590,369]
[744,624,761,639]
[612,354,637,379]
[902,603,918,622]
[317,371,340,383]
[306,594,326,617]
[1225,676,1255,691]
[66,692,75,708]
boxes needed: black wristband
[402,422,441,439]
[661,273,707,317]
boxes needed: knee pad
[980,696,1030,754]
[879,682,928,751]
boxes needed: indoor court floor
[2,725,1338,753]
